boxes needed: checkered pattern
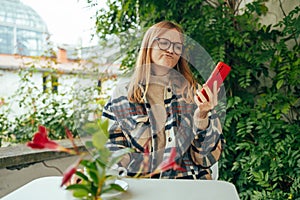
[102,82,225,179]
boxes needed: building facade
[0,0,48,56]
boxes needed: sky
[20,0,104,47]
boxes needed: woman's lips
[163,54,174,59]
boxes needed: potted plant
[27,119,132,200]
[27,119,185,199]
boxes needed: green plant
[27,118,186,199]
[66,119,134,200]
[27,119,133,200]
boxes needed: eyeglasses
[153,38,184,55]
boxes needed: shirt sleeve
[190,111,225,168]
[102,99,131,162]
[102,99,147,174]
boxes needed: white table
[1,176,240,200]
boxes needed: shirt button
[168,137,172,142]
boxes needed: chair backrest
[211,162,219,180]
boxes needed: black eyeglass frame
[153,37,184,55]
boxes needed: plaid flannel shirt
[102,80,225,180]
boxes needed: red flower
[142,139,151,174]
[27,125,74,154]
[65,127,74,141]
[27,126,60,150]
[65,127,78,153]
[61,165,77,187]
[60,158,82,187]
[158,147,186,171]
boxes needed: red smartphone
[198,62,231,101]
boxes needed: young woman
[102,21,224,179]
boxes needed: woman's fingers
[195,81,218,109]
[196,89,207,103]
[203,84,213,101]
[213,81,218,106]
[194,95,201,105]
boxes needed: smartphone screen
[199,62,231,101]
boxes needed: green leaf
[94,155,109,168]
[72,189,90,198]
[79,159,91,168]
[100,119,109,137]
[92,131,108,150]
[75,171,90,182]
[66,183,90,191]
[108,148,133,168]
[87,168,100,185]
[82,122,99,136]
[276,79,284,89]
[102,183,125,194]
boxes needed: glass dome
[0,0,49,56]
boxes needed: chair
[211,161,219,180]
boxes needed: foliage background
[90,0,300,199]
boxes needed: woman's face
[150,28,182,72]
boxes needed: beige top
[146,74,170,163]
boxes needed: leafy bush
[90,0,300,199]
[0,59,106,145]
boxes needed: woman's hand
[194,81,218,119]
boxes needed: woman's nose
[166,44,174,54]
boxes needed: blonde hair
[127,21,197,103]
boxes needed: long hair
[127,21,197,103]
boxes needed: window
[43,73,58,93]
[0,26,14,54]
